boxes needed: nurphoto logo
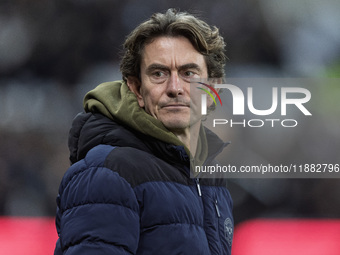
[196,80,312,128]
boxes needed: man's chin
[163,121,190,131]
[161,119,201,132]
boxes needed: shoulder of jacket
[57,144,140,212]
[60,144,116,190]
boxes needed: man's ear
[126,76,145,108]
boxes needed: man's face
[128,36,208,133]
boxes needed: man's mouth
[163,103,189,107]
[161,100,190,108]
[161,104,190,111]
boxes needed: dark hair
[120,8,226,81]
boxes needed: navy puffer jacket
[54,112,233,254]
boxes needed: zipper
[215,199,221,218]
[195,178,202,197]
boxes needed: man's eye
[181,70,198,81]
[152,71,165,77]
[184,71,194,76]
[149,70,168,83]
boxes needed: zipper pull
[215,199,221,218]
[196,178,202,197]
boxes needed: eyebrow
[145,63,203,74]
[145,63,170,74]
[179,63,202,72]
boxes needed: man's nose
[166,73,184,97]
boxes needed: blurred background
[0,0,340,228]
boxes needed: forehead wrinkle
[141,36,207,75]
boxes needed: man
[54,9,233,255]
